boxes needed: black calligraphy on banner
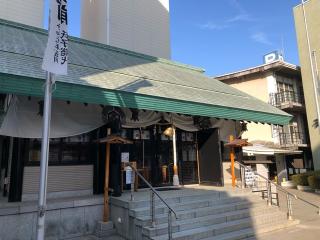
[42,0,68,75]
[57,0,68,24]
[53,0,68,66]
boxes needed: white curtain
[0,96,229,138]
[0,96,104,138]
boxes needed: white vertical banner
[42,0,68,75]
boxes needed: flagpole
[36,72,54,240]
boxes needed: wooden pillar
[229,135,236,188]
[103,142,111,222]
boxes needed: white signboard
[42,0,68,75]
[244,167,255,186]
[121,152,130,163]
[125,166,133,184]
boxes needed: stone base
[95,221,117,238]
[281,181,296,189]
[173,175,180,186]
[297,185,313,191]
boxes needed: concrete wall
[294,0,320,169]
[81,0,171,59]
[0,196,104,240]
[224,75,274,143]
[0,0,43,28]
[22,165,93,201]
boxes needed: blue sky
[44,0,302,76]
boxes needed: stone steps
[134,198,265,227]
[111,187,298,240]
[147,212,291,240]
[142,206,281,237]
[130,194,262,218]
[127,189,254,209]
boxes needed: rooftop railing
[278,131,307,146]
[269,91,305,109]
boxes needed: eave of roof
[215,60,300,81]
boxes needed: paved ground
[69,235,124,240]
[255,188,320,240]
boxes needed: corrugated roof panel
[0,19,291,125]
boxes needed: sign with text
[42,0,68,75]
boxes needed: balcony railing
[278,131,307,146]
[269,91,305,109]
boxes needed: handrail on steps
[236,161,320,220]
[125,162,178,240]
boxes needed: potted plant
[292,173,313,191]
[308,175,320,193]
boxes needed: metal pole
[130,167,135,201]
[150,190,155,227]
[287,193,293,220]
[312,51,320,95]
[301,0,320,133]
[168,210,173,240]
[267,181,272,206]
[172,126,179,186]
[106,0,110,45]
[36,72,54,240]
[240,165,245,189]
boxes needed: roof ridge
[0,18,205,74]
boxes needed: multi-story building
[216,58,312,182]
[293,0,320,170]
[0,0,43,28]
[81,0,171,59]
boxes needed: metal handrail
[125,162,177,239]
[236,161,320,219]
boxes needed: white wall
[0,0,44,28]
[81,0,171,59]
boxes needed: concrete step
[142,206,283,237]
[116,189,254,209]
[202,219,299,240]
[134,199,266,227]
[148,213,290,240]
[130,195,264,218]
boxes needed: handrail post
[240,165,245,189]
[168,210,173,240]
[150,190,155,228]
[267,181,272,206]
[130,167,135,201]
[287,193,293,220]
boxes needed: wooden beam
[229,135,236,188]
[103,142,111,222]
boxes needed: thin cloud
[198,22,228,30]
[226,13,255,23]
[228,0,246,14]
[251,32,272,45]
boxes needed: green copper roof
[0,19,291,125]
